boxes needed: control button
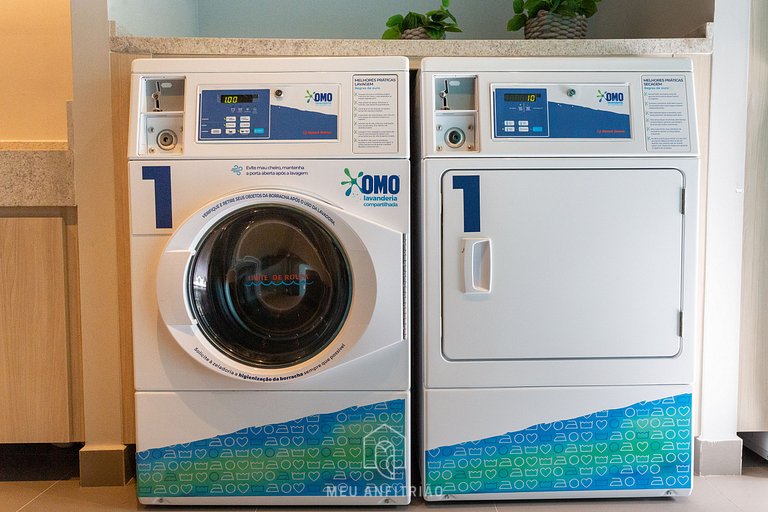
[240,116,251,121]
[225,122,236,128]
[504,120,515,126]
[532,126,544,133]
[239,128,250,134]
[241,122,251,128]
[519,120,529,126]
[253,127,266,135]
[504,126,515,133]
[210,129,222,135]
[225,116,236,122]
[519,126,530,132]
[225,129,236,135]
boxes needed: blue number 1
[142,166,173,229]
[452,175,481,232]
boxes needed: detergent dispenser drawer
[441,168,686,361]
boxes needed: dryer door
[441,168,685,361]
[156,189,401,381]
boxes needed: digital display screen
[504,93,541,102]
[220,94,256,104]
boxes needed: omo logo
[597,90,625,104]
[341,168,400,196]
[305,90,334,105]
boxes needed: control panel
[494,88,549,137]
[198,84,339,143]
[199,89,270,140]
[492,84,632,140]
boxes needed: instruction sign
[353,75,399,154]
[642,75,691,152]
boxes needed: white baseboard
[694,436,743,475]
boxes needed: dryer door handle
[462,238,492,294]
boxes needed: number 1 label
[452,175,481,233]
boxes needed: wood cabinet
[738,0,768,432]
[0,213,82,443]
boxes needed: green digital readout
[504,93,541,102]
[220,94,256,104]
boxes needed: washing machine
[128,57,410,506]
[418,57,699,500]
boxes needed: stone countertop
[0,145,74,207]
[111,24,713,63]
[0,104,75,208]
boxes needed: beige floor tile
[3,471,765,512]
[410,498,497,511]
[492,476,742,512]
[703,470,768,512]
[19,479,139,512]
[0,481,58,512]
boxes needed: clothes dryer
[128,57,410,505]
[418,57,698,501]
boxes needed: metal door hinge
[681,189,686,215]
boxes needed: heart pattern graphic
[424,394,692,497]
[136,399,407,498]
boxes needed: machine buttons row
[502,125,544,134]
[211,115,258,137]
[207,128,265,136]
[504,120,531,127]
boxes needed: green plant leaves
[507,0,602,32]
[507,13,528,31]
[442,0,451,8]
[427,10,450,22]
[426,27,443,39]
[402,12,426,30]
[382,27,401,39]
[386,14,404,28]
[524,0,550,17]
[580,0,599,18]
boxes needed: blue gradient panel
[270,105,337,140]
[425,394,692,496]
[137,400,407,498]
[549,102,631,138]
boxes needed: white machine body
[419,57,698,501]
[129,57,410,505]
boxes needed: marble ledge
[0,146,74,207]
[110,26,713,64]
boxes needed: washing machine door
[156,189,390,381]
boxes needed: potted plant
[382,0,462,40]
[507,0,602,39]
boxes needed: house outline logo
[362,424,406,481]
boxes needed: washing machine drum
[188,205,352,368]
[155,189,401,381]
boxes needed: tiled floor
[2,452,767,512]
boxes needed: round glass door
[188,205,352,368]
